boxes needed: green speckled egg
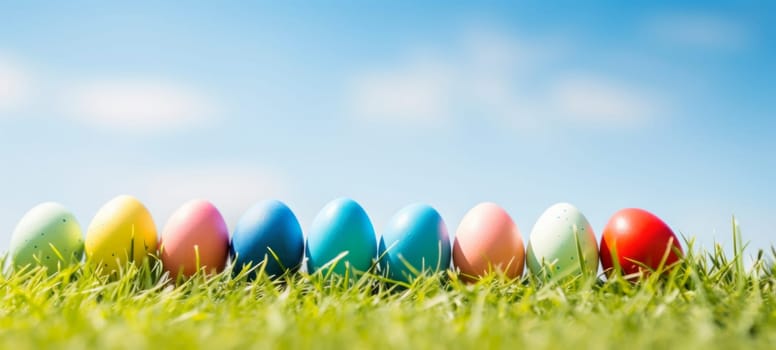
[9,202,84,272]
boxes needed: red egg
[160,200,230,278]
[599,208,683,277]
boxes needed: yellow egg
[85,195,158,274]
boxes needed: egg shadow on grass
[375,237,452,294]
[229,256,300,285]
[302,248,385,294]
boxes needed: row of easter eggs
[9,195,684,281]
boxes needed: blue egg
[378,204,451,282]
[306,198,377,275]
[230,200,304,277]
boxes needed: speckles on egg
[9,202,84,273]
[526,202,598,279]
[85,195,158,275]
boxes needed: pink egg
[160,200,229,278]
[452,202,525,281]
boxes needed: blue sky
[1,1,774,255]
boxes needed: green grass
[1,228,775,350]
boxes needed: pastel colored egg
[600,208,683,277]
[452,202,525,280]
[378,203,451,283]
[85,195,158,274]
[526,203,598,278]
[9,202,84,272]
[306,198,377,275]
[231,200,304,278]
[160,200,230,278]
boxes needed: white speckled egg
[526,203,598,278]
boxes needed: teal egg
[379,204,450,283]
[305,198,377,275]
[9,202,84,272]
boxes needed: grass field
[1,229,775,350]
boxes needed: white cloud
[346,30,662,131]
[0,55,31,114]
[348,58,455,125]
[64,79,216,132]
[141,164,288,227]
[647,13,749,50]
[551,75,657,125]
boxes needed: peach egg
[452,202,525,281]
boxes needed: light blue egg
[379,204,450,282]
[306,198,377,275]
[230,200,304,278]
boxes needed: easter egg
[9,202,84,272]
[452,202,525,280]
[526,203,598,278]
[231,200,304,277]
[378,203,451,282]
[85,195,158,274]
[160,200,229,278]
[600,208,683,277]
[306,198,377,275]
